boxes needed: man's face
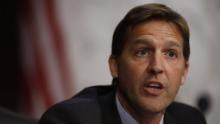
[109,20,189,115]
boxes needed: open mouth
[146,82,163,89]
[144,81,164,96]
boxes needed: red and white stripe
[20,0,74,118]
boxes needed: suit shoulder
[39,87,104,124]
[0,108,37,124]
[166,102,206,124]
[39,85,114,124]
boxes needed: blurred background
[1,0,220,123]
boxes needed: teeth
[149,83,159,87]
[147,83,161,89]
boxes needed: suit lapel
[164,109,178,124]
[98,87,122,124]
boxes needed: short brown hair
[111,3,190,61]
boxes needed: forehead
[125,20,183,47]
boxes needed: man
[39,3,206,124]
[0,107,37,124]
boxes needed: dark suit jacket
[0,108,37,124]
[39,85,206,124]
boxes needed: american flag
[20,0,74,118]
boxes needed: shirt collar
[116,95,164,124]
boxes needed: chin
[145,105,166,114]
[140,99,172,114]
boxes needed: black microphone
[196,92,211,115]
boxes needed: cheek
[168,70,183,87]
[118,59,146,82]
[117,60,146,95]
[166,64,185,94]
[166,60,185,79]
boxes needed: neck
[116,91,164,124]
[138,112,163,124]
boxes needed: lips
[143,81,164,96]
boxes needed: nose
[148,53,163,75]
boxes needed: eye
[165,50,177,59]
[135,48,151,57]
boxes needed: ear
[108,55,118,78]
[181,62,189,85]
